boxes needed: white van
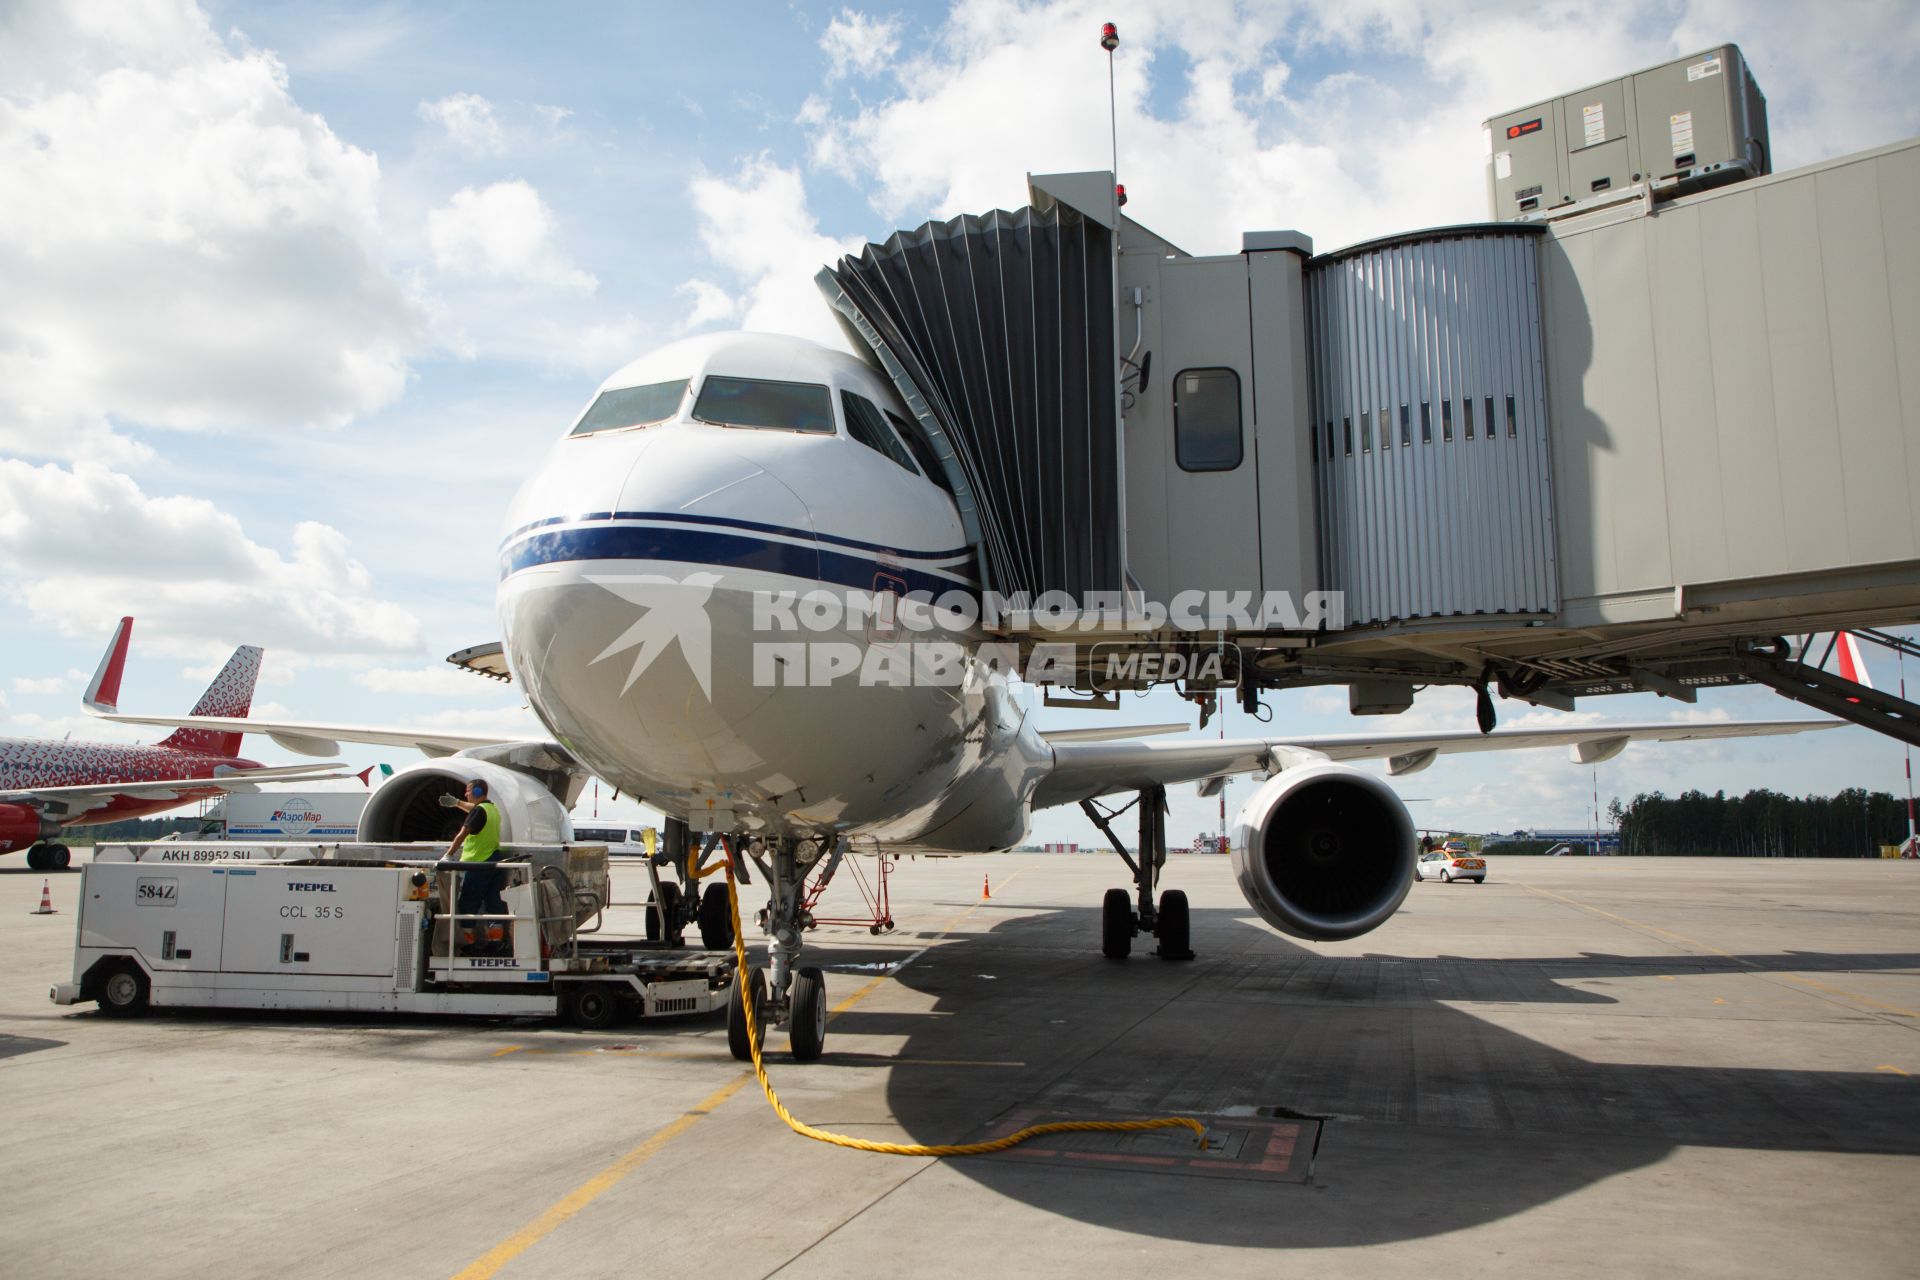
[570,825,654,858]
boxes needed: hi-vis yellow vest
[460,801,502,862]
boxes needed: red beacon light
[1114,183,1128,207]
[1100,22,1119,51]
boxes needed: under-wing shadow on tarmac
[0,1034,67,1060]
[847,904,1920,1249]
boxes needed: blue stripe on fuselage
[499,525,977,598]
[500,510,971,564]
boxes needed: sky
[2,0,1918,851]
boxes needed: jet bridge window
[692,376,835,434]
[569,379,689,436]
[1174,368,1243,472]
[841,391,920,473]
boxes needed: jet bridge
[820,46,1920,738]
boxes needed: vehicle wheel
[50,845,72,871]
[1440,869,1451,883]
[727,965,767,1062]
[1101,888,1133,960]
[697,882,734,950]
[789,967,827,1062]
[565,984,621,1030]
[645,882,683,944]
[26,846,46,871]
[96,962,150,1016]
[1156,889,1192,960]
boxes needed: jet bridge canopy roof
[818,181,1122,601]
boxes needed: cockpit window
[842,392,919,473]
[692,376,835,434]
[569,379,689,436]
[887,410,954,493]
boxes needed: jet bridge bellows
[819,204,1120,600]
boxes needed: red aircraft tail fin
[81,617,134,712]
[158,645,264,758]
[1835,631,1874,691]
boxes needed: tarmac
[1,851,1916,1278]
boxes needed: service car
[1414,850,1487,883]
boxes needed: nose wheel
[725,834,831,1062]
[1083,786,1194,962]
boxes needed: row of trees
[1609,788,1913,857]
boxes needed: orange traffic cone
[31,879,55,915]
[982,874,990,900]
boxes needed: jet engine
[0,803,57,853]
[357,758,573,846]
[1229,763,1417,941]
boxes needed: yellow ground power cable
[718,844,1209,1157]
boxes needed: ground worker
[441,779,508,955]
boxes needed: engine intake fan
[1229,763,1416,941]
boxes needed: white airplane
[92,331,1836,1059]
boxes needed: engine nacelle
[0,803,58,853]
[358,758,572,846]
[1229,763,1416,941]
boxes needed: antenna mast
[1101,22,1125,220]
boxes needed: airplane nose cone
[498,424,825,809]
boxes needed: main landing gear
[726,834,831,1062]
[644,817,739,951]
[1081,784,1194,962]
[25,844,72,872]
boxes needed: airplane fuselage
[0,737,262,828]
[497,333,1051,849]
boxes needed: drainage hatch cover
[966,1107,1321,1184]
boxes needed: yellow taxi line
[456,864,1026,1275]
[451,1074,751,1280]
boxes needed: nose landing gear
[726,834,830,1062]
[644,819,741,949]
[1081,784,1194,962]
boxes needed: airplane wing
[1038,723,1187,744]
[1029,719,1841,810]
[83,704,522,759]
[3,763,356,813]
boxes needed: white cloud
[676,279,740,330]
[0,2,421,463]
[427,180,597,292]
[0,460,423,660]
[413,705,546,736]
[418,91,505,155]
[12,676,66,695]
[686,157,862,348]
[799,0,1920,257]
[354,665,498,698]
[821,9,904,80]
